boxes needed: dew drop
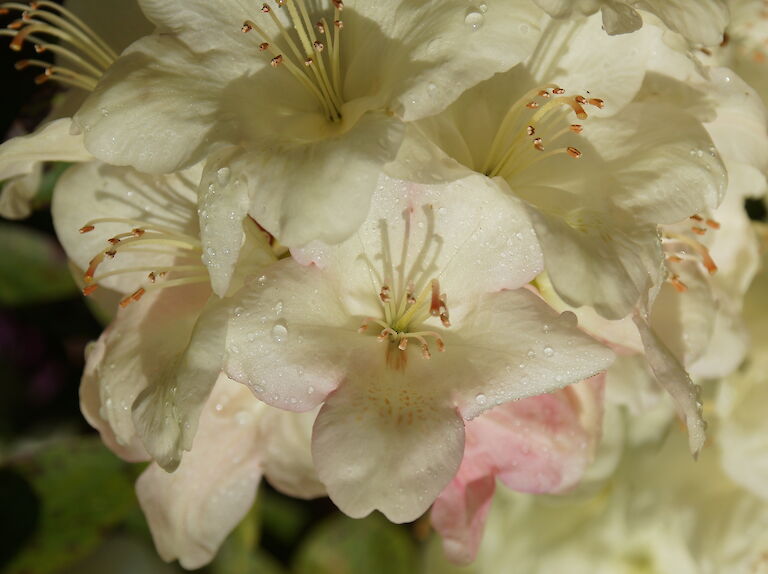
[526,349,536,359]
[307,385,315,395]
[216,166,231,186]
[427,82,437,95]
[475,393,487,405]
[274,300,284,315]
[271,323,288,343]
[464,10,484,30]
[543,346,555,358]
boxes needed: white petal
[75,31,250,173]
[81,284,211,459]
[0,168,40,220]
[198,150,255,297]
[244,112,404,247]
[132,294,230,470]
[136,375,263,570]
[312,357,466,523]
[600,1,642,35]
[444,289,614,421]
[641,0,728,46]
[224,259,360,412]
[0,118,91,218]
[632,314,706,457]
[260,408,325,499]
[350,0,543,121]
[293,174,544,314]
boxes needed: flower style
[221,175,614,522]
[73,0,544,247]
[0,0,150,218]
[396,13,726,321]
[533,0,729,46]
[431,375,605,564]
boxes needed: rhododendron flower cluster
[2,0,768,570]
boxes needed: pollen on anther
[526,101,539,109]
[119,288,146,308]
[706,219,720,229]
[570,124,583,133]
[304,57,314,67]
[691,226,707,235]
[567,147,582,159]
[79,225,95,234]
[332,0,344,10]
[334,19,344,29]
[588,98,605,108]
[242,22,253,33]
[270,55,284,67]
[670,275,688,293]
[261,3,271,13]
[316,21,326,33]
[82,284,99,296]
[313,41,325,52]
[259,42,270,51]
[527,125,535,136]
[533,137,544,151]
[552,87,565,95]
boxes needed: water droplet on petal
[464,10,484,30]
[271,323,288,343]
[475,393,487,405]
[217,166,231,186]
[543,346,555,358]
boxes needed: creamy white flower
[221,174,614,522]
[395,14,725,320]
[534,0,729,46]
[0,0,150,218]
[52,159,275,470]
[73,0,544,248]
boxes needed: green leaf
[212,504,287,574]
[0,222,77,305]
[293,513,417,574]
[4,438,138,574]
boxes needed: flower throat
[243,0,345,122]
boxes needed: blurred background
[0,3,428,573]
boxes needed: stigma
[241,0,345,121]
[0,1,117,90]
[481,84,604,179]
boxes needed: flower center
[242,0,345,122]
[78,218,209,308]
[354,208,452,369]
[481,84,604,179]
[662,214,720,292]
[0,1,116,90]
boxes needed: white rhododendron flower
[73,0,544,248]
[52,159,275,470]
[0,0,150,218]
[6,0,768,568]
[533,0,729,45]
[221,175,614,522]
[396,14,726,320]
